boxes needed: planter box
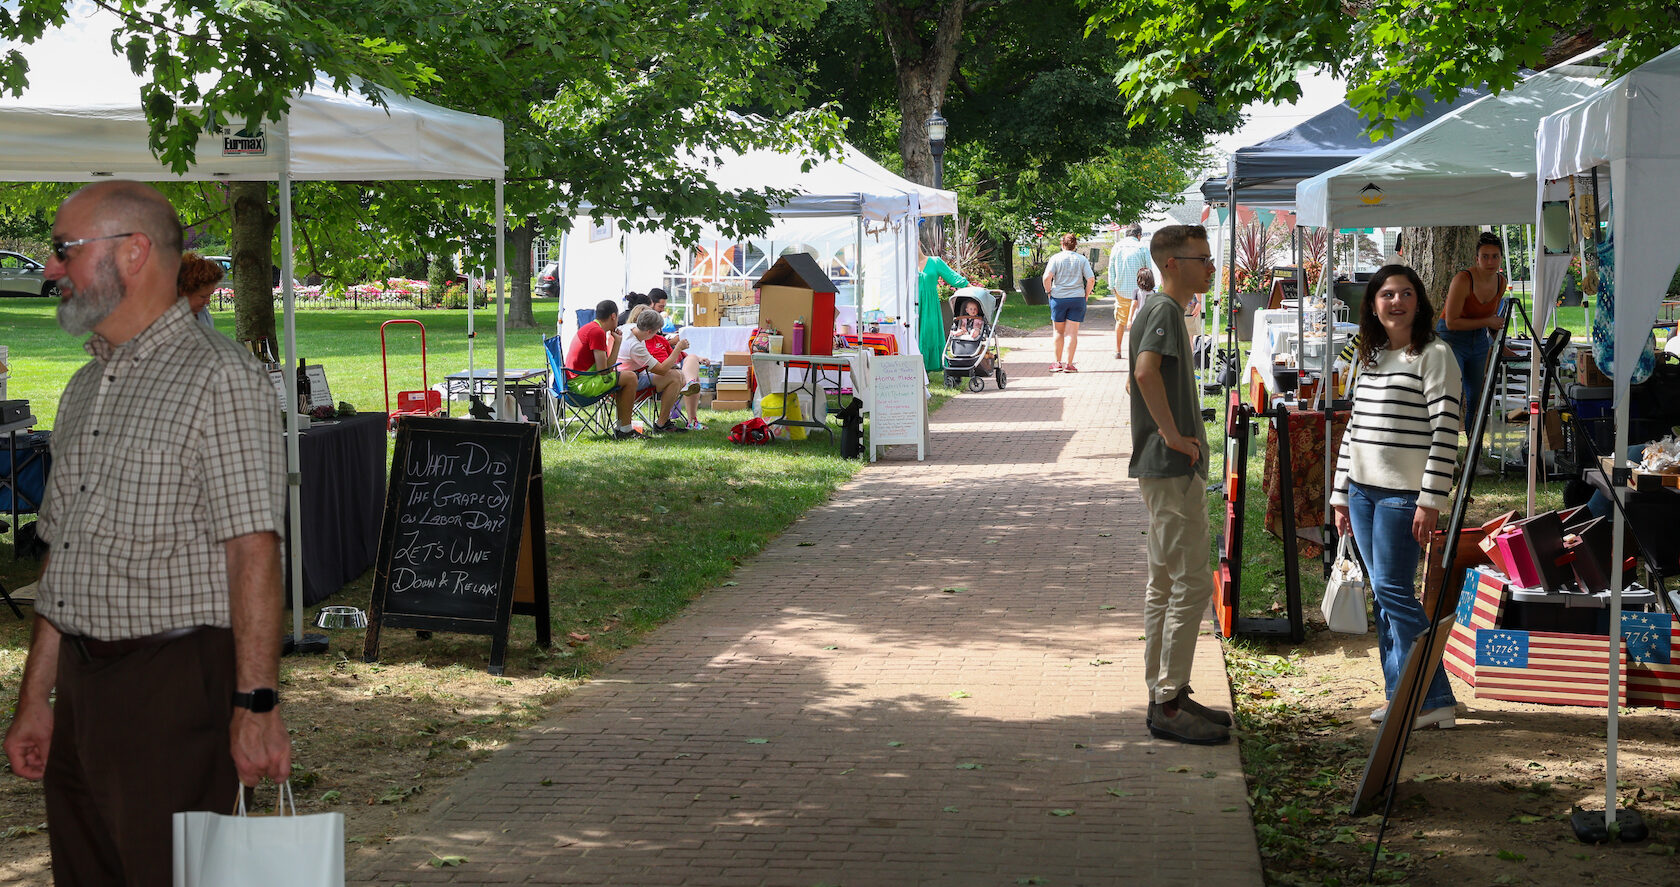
[1232,291,1270,343]
[1019,277,1049,306]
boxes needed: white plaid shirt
[36,300,286,640]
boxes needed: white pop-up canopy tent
[1296,67,1606,229]
[1536,41,1680,834]
[0,2,507,643]
[555,139,956,360]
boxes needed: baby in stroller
[953,299,986,341]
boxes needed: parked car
[536,261,559,299]
[0,250,56,297]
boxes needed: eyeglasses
[1174,255,1217,266]
[52,232,135,262]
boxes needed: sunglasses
[1173,255,1217,266]
[52,232,135,262]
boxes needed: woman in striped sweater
[1331,264,1463,730]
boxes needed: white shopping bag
[173,782,344,887]
[1321,535,1370,634]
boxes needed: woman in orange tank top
[1437,232,1506,473]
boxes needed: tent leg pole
[494,179,507,411]
[279,172,308,652]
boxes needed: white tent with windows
[0,2,507,643]
[553,141,957,361]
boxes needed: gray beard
[56,253,126,336]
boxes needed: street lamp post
[927,109,948,255]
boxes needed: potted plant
[1559,255,1584,307]
[1018,240,1049,305]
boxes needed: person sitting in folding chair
[618,307,696,434]
[566,299,642,440]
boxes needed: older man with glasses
[4,180,291,885]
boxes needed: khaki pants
[1138,473,1215,705]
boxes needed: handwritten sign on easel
[363,417,549,675]
[868,354,927,461]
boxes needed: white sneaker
[1412,706,1456,730]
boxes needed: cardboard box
[753,254,837,356]
[711,398,750,412]
[723,351,752,367]
[715,382,751,395]
[689,288,720,327]
[689,283,752,328]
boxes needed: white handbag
[1322,535,1370,634]
[173,781,344,887]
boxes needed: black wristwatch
[232,688,280,713]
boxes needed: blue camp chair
[542,334,621,441]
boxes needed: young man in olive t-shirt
[1127,225,1230,745]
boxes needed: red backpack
[728,417,775,445]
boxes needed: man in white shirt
[1108,224,1149,358]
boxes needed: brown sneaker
[1175,686,1233,727]
[1147,702,1230,745]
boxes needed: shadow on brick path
[349,303,1263,886]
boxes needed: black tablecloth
[292,412,387,607]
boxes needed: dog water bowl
[315,606,368,629]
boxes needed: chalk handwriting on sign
[376,428,526,623]
[365,418,546,676]
[869,355,925,446]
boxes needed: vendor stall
[552,140,956,366]
[1534,42,1680,833]
[0,4,508,645]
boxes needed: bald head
[64,181,183,260]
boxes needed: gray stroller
[942,286,1007,392]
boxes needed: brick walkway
[349,300,1263,886]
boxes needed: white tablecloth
[750,351,873,412]
[677,326,753,363]
[1241,308,1356,396]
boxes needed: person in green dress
[918,245,968,373]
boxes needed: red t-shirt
[566,322,610,373]
[644,335,686,366]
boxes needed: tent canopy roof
[0,3,503,183]
[1296,68,1605,228]
[689,140,956,224]
[1201,87,1486,211]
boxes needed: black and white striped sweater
[1330,339,1463,512]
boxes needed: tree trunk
[1402,225,1478,312]
[873,0,966,188]
[229,181,279,347]
[504,218,536,329]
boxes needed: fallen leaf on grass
[565,631,591,646]
[1495,849,1526,862]
[652,505,669,514]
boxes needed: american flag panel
[1444,569,1508,684]
[1474,628,1627,707]
[1623,611,1680,710]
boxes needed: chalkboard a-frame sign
[363,417,551,675]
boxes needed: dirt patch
[0,614,581,884]
[1233,626,1680,885]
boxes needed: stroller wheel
[943,373,958,389]
[968,375,985,393]
[996,368,1007,390]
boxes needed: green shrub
[442,283,470,310]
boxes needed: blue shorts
[1051,298,1087,324]
[635,370,656,392]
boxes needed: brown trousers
[46,627,239,886]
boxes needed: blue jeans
[1346,482,1457,710]
[1436,324,1491,424]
